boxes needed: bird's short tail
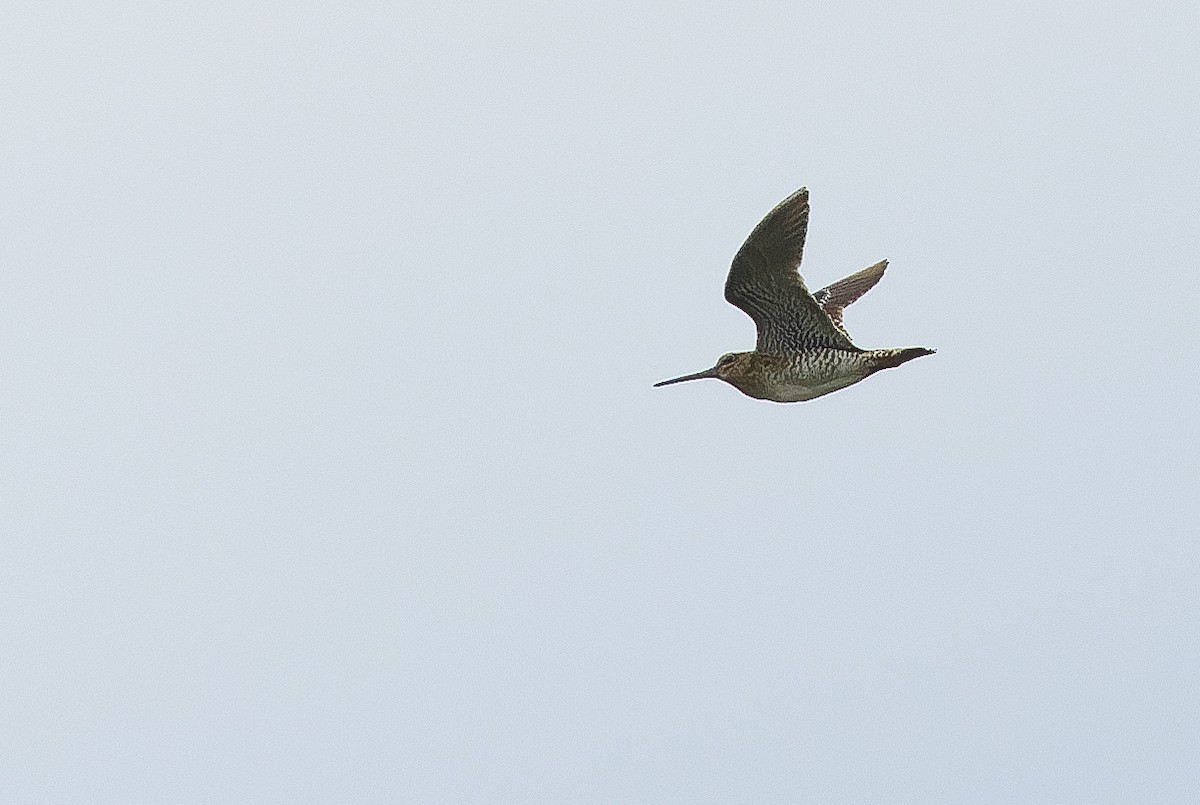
[874,346,935,370]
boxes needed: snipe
[655,187,933,402]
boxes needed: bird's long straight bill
[653,368,718,387]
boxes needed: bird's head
[654,352,751,389]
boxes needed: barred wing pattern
[812,259,887,341]
[724,188,858,355]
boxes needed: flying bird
[655,187,933,402]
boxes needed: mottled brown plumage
[655,187,933,402]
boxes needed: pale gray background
[3,2,1198,802]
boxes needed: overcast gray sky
[3,2,1198,802]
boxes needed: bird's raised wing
[812,259,887,341]
[724,188,858,355]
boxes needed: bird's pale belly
[741,352,874,402]
[757,373,868,402]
